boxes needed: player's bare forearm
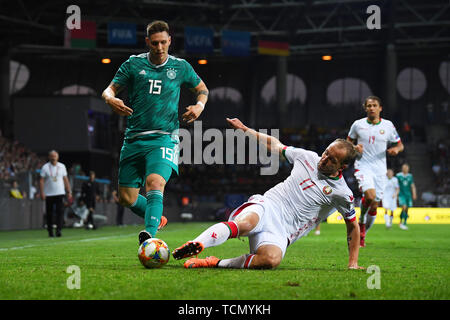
[102,82,120,102]
[194,81,209,105]
[346,137,356,145]
[387,141,404,156]
[102,82,133,116]
[226,118,285,155]
[102,87,114,103]
[346,137,363,156]
[346,219,363,269]
[183,81,208,123]
[253,129,285,155]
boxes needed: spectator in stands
[29,180,38,200]
[112,189,125,226]
[9,181,24,199]
[0,136,45,181]
[402,121,412,143]
[40,150,72,237]
[81,171,100,230]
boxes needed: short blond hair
[333,138,359,165]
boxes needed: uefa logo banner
[184,26,214,54]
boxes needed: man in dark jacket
[81,171,100,229]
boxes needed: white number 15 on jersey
[149,79,162,95]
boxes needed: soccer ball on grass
[138,238,170,268]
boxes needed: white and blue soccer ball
[138,238,170,269]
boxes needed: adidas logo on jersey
[139,70,146,75]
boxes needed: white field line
[0,222,214,252]
[0,233,136,252]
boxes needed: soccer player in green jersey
[102,20,209,244]
[396,163,417,230]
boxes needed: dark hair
[363,96,382,107]
[333,138,360,165]
[146,20,169,37]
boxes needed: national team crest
[323,185,332,195]
[166,68,177,80]
[380,129,385,134]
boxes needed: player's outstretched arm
[411,183,417,201]
[226,118,285,156]
[387,141,404,156]
[345,219,364,270]
[183,80,208,123]
[346,136,363,155]
[102,82,133,116]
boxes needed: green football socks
[400,209,409,225]
[145,190,164,237]
[130,194,146,218]
[129,190,165,236]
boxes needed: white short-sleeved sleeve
[282,146,308,164]
[347,121,358,140]
[40,164,48,178]
[61,164,68,177]
[334,194,356,221]
[388,124,401,144]
[393,177,399,189]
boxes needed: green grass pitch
[0,222,449,300]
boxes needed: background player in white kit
[382,169,399,229]
[172,118,364,270]
[347,96,404,247]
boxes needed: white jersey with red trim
[348,118,401,175]
[384,176,399,199]
[263,146,356,244]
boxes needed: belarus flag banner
[257,40,290,56]
[64,20,97,49]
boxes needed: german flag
[257,40,290,56]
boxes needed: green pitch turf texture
[0,222,449,300]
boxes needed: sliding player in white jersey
[382,169,399,229]
[172,118,364,270]
[347,96,404,247]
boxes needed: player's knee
[365,193,376,203]
[236,220,255,235]
[145,175,166,191]
[235,213,259,236]
[255,254,282,269]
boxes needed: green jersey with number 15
[112,53,201,140]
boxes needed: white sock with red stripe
[218,254,255,269]
[193,221,239,249]
[365,209,377,232]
